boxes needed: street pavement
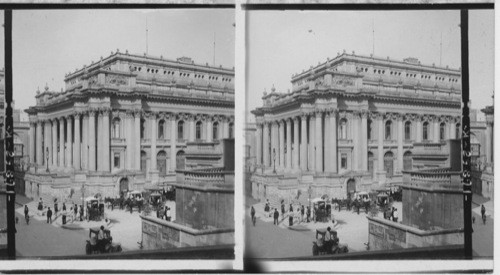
[246,197,493,259]
[13,194,176,257]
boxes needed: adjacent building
[23,50,234,202]
[250,52,462,205]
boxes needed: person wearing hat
[273,208,279,225]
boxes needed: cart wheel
[85,243,91,255]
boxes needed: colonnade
[255,109,461,175]
[29,108,234,173]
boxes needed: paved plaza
[245,197,493,259]
[13,195,175,257]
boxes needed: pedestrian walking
[288,211,293,226]
[24,205,29,225]
[74,204,78,219]
[481,204,486,224]
[250,206,256,226]
[281,203,285,216]
[306,206,311,223]
[47,207,53,223]
[273,208,279,225]
[301,205,305,222]
[79,205,84,221]
[54,199,59,218]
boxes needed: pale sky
[245,10,494,122]
[12,9,235,111]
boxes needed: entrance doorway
[346,178,356,198]
[119,178,129,196]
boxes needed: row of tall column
[255,110,461,174]
[29,109,235,173]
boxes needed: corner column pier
[74,113,81,170]
[88,110,96,171]
[263,122,270,167]
[300,115,307,171]
[150,112,157,171]
[59,117,65,168]
[278,120,284,170]
[256,123,262,166]
[315,111,323,173]
[36,121,43,166]
[360,111,368,171]
[102,109,110,172]
[376,113,386,183]
[29,122,36,165]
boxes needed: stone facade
[23,51,234,202]
[369,140,464,251]
[140,139,234,249]
[251,52,462,204]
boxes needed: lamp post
[45,147,49,173]
[273,148,276,174]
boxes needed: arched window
[403,151,412,171]
[158,120,165,139]
[112,118,120,139]
[196,121,202,140]
[339,119,348,139]
[456,123,461,139]
[384,151,394,178]
[229,122,234,139]
[176,150,185,170]
[157,151,167,176]
[404,121,411,141]
[213,122,219,140]
[440,122,446,140]
[140,118,146,139]
[140,151,147,172]
[367,119,373,140]
[385,120,392,140]
[423,122,429,141]
[178,121,184,140]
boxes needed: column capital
[300,113,309,120]
[279,119,285,126]
[314,110,323,118]
[359,110,370,119]
[133,109,142,118]
[369,112,384,120]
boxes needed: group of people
[383,206,398,222]
[157,205,172,221]
[263,200,312,227]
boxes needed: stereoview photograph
[244,9,493,260]
[1,9,235,259]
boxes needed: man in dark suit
[273,208,279,225]
[47,207,53,223]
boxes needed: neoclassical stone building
[251,52,462,204]
[24,50,234,201]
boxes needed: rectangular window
[114,153,120,168]
[341,153,347,169]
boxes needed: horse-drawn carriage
[311,198,332,222]
[85,227,122,255]
[312,228,348,256]
[85,197,105,221]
